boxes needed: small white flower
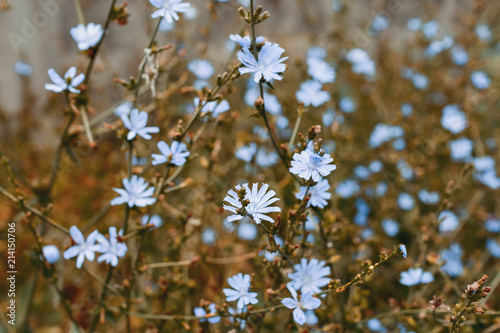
[223,273,259,309]
[288,258,331,294]
[296,80,330,107]
[121,109,159,141]
[95,227,127,267]
[290,150,336,182]
[237,42,288,83]
[44,67,85,94]
[295,178,331,208]
[111,175,156,207]
[42,245,60,264]
[63,226,100,269]
[149,0,191,23]
[441,104,467,134]
[70,23,103,50]
[230,34,265,49]
[188,59,214,80]
[152,141,190,166]
[223,183,281,224]
[307,58,335,83]
[281,284,321,325]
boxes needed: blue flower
[398,192,414,211]
[281,284,321,325]
[295,178,331,208]
[450,45,469,66]
[45,67,85,93]
[449,138,473,162]
[237,42,288,83]
[422,20,439,39]
[202,228,217,246]
[193,97,230,118]
[95,227,127,267]
[471,71,491,90]
[441,243,463,277]
[307,46,327,60]
[152,141,190,166]
[141,215,163,229]
[63,226,100,269]
[114,101,132,117]
[441,104,467,134]
[42,245,60,264]
[399,244,407,258]
[237,219,258,240]
[70,23,103,50]
[475,24,492,42]
[230,34,265,48]
[288,258,331,294]
[223,273,259,309]
[223,183,281,224]
[121,109,159,141]
[438,210,459,233]
[290,149,336,182]
[111,175,156,207]
[406,18,422,31]
[307,58,336,83]
[235,143,257,163]
[485,217,500,233]
[245,82,282,115]
[369,124,404,148]
[382,219,399,237]
[187,59,214,80]
[345,48,376,76]
[296,80,330,107]
[255,149,279,167]
[149,0,191,22]
[400,268,434,286]
[367,318,387,332]
[14,61,33,76]
[418,189,440,205]
[336,179,360,198]
[487,239,500,258]
[194,303,220,324]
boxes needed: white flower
[121,109,159,141]
[296,80,330,107]
[187,59,214,80]
[281,284,321,325]
[63,226,100,269]
[223,273,259,309]
[230,34,265,49]
[295,178,331,208]
[44,67,85,94]
[42,245,60,264]
[149,0,191,23]
[141,215,163,229]
[288,258,331,294]
[95,227,127,267]
[290,150,336,182]
[400,268,434,286]
[237,42,288,83]
[193,97,230,117]
[223,183,281,224]
[151,141,190,166]
[441,104,467,134]
[471,71,491,90]
[194,303,220,324]
[307,58,335,83]
[111,175,156,207]
[70,23,103,50]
